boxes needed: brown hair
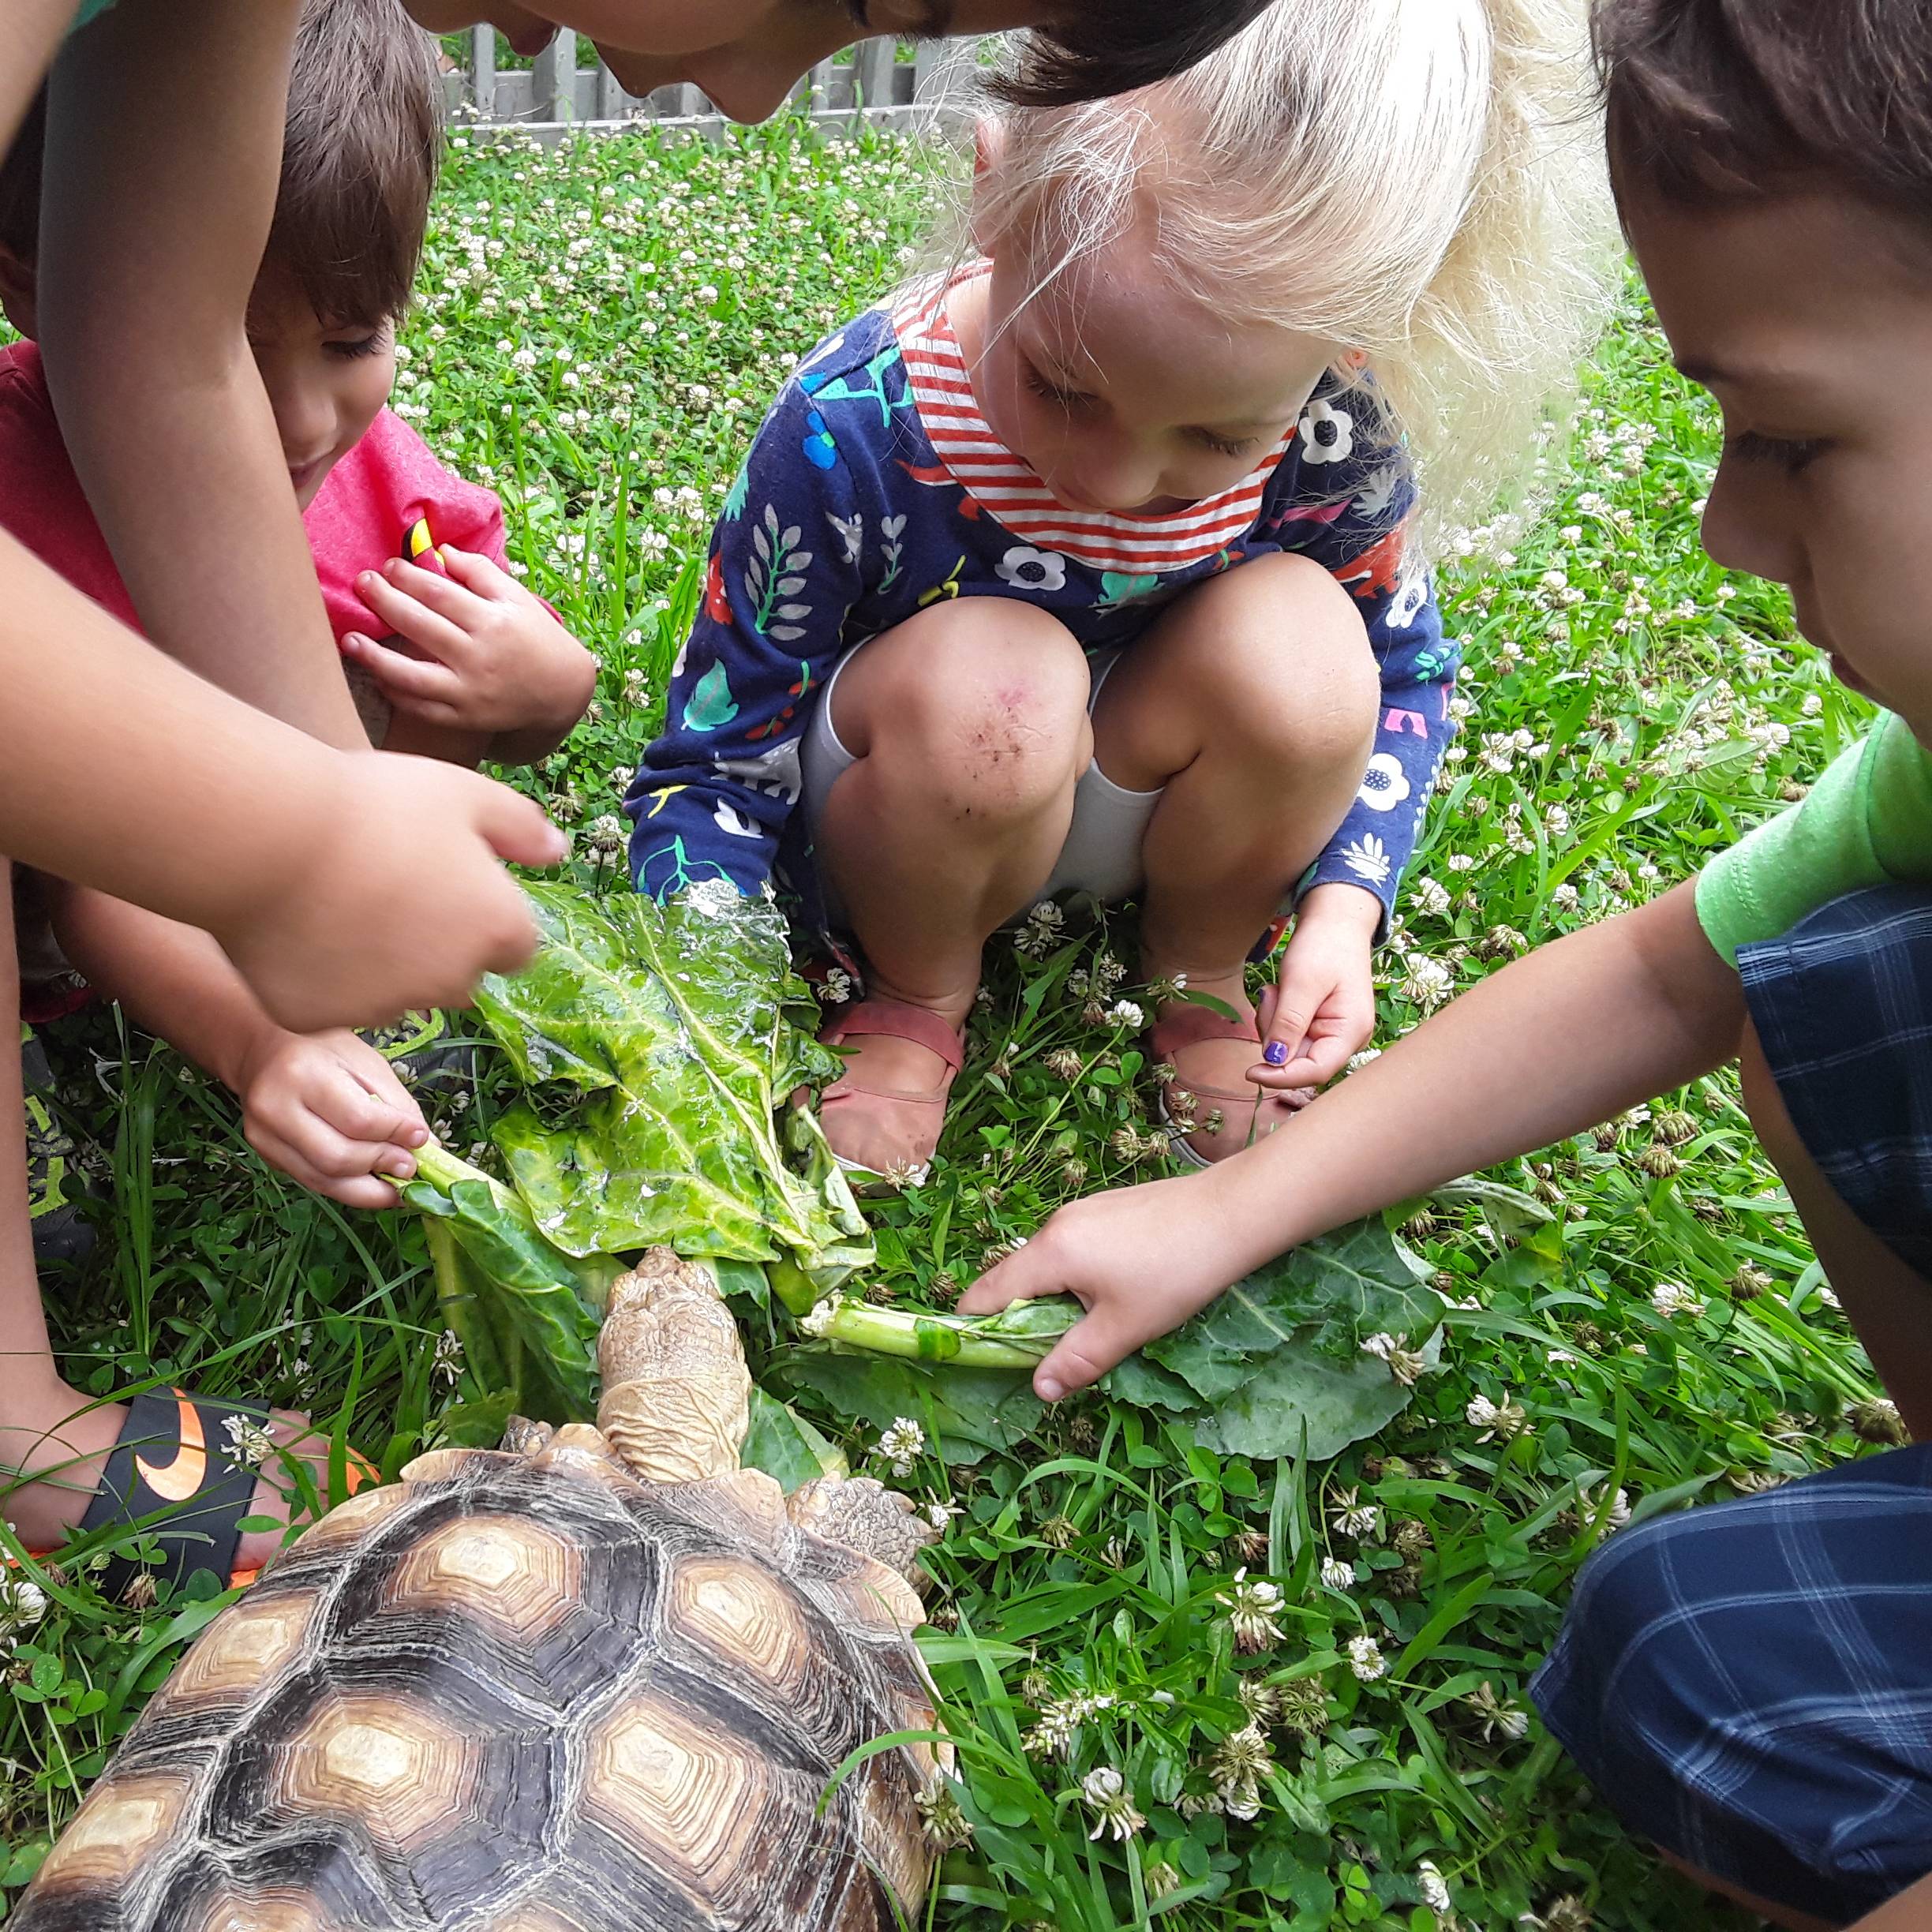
[1593,0,1932,215]
[996,0,1282,107]
[0,0,441,324]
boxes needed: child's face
[969,224,1335,516]
[1627,186,1932,739]
[245,276,397,512]
[409,0,1061,125]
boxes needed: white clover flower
[1080,1765,1146,1842]
[1410,877,1452,918]
[1320,1557,1355,1590]
[1346,1634,1387,1682]
[1417,1862,1453,1914]
[432,1330,464,1386]
[1361,1332,1429,1387]
[1106,999,1145,1030]
[1466,1679,1530,1742]
[1650,1280,1707,1320]
[221,1414,276,1470]
[1208,1723,1275,1822]
[0,1580,48,1634]
[1330,1488,1382,1541]
[820,968,854,1005]
[1216,1568,1286,1653]
[924,1500,961,1531]
[877,1417,925,1477]
[1400,957,1455,1012]
[1466,1394,1530,1443]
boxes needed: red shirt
[0,339,511,643]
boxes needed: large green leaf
[1145,1219,1441,1403]
[1189,1331,1445,1463]
[405,1144,622,1424]
[770,1346,1049,1466]
[740,1387,849,1490]
[471,882,870,1287]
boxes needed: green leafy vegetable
[799,1294,1080,1368]
[740,1387,849,1488]
[770,1349,1050,1466]
[404,1140,622,1424]
[471,882,871,1299]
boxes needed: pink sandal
[1148,1004,1309,1169]
[819,999,966,1192]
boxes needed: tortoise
[17,1251,947,1932]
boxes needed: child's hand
[342,545,597,740]
[957,1174,1260,1401]
[220,751,564,1032]
[1252,883,1380,1096]
[235,1028,429,1209]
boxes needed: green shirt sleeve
[68,0,118,28]
[1697,711,1932,966]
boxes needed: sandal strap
[76,1388,268,1599]
[822,999,965,1073]
[1148,1002,1259,1058]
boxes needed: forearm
[1852,1873,1932,1931]
[39,0,361,745]
[2,0,73,146]
[1207,882,1747,1271]
[53,887,282,1093]
[0,530,342,930]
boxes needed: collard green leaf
[1189,1331,1444,1463]
[740,1387,849,1490]
[470,883,869,1288]
[771,1346,1047,1465]
[405,1143,620,1425]
[1145,1219,1441,1403]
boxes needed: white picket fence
[446,28,984,140]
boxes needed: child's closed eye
[1024,363,1095,411]
[1725,429,1829,474]
[1190,426,1261,459]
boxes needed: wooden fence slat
[470,24,495,117]
[534,28,576,122]
[854,36,894,112]
[597,59,625,121]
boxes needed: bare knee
[1170,555,1379,771]
[834,601,1091,821]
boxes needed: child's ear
[968,117,1006,256]
[0,243,38,340]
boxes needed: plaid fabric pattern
[1531,1446,1932,1923]
[1739,884,1932,1282]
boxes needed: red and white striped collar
[889,265,1293,578]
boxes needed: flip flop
[819,999,966,1195]
[45,1389,375,1599]
[1148,1004,1307,1170]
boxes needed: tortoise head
[596,1249,752,1486]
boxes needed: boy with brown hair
[965,2,1932,1923]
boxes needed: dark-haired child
[965,2,1932,1923]
[0,0,596,1215]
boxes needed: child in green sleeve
[964,2,1932,1923]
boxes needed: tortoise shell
[17,1436,942,1932]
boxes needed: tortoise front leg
[787,1477,941,1588]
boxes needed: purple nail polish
[1264,1041,1289,1067]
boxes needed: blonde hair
[968,0,1618,549]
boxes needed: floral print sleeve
[624,357,878,900]
[1266,383,1459,935]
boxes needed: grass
[0,118,1889,1929]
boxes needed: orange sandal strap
[823,999,965,1075]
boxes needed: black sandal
[69,1388,282,1598]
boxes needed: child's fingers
[351,571,474,661]
[337,1039,431,1146]
[956,1241,1064,1316]
[437,544,526,605]
[341,633,466,709]
[1032,1306,1146,1403]
[376,554,496,629]
[314,1061,425,1161]
[245,1122,407,1210]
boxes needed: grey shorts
[801,643,1163,929]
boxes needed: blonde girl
[631,0,1612,1184]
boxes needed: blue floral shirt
[628,275,1458,933]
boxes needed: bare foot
[1,1375,353,1573]
[1151,969,1310,1165]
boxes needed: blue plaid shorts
[1531,1447,1932,1923]
[1740,884,1932,1282]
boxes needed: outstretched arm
[960,882,1747,1398]
[39,0,362,743]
